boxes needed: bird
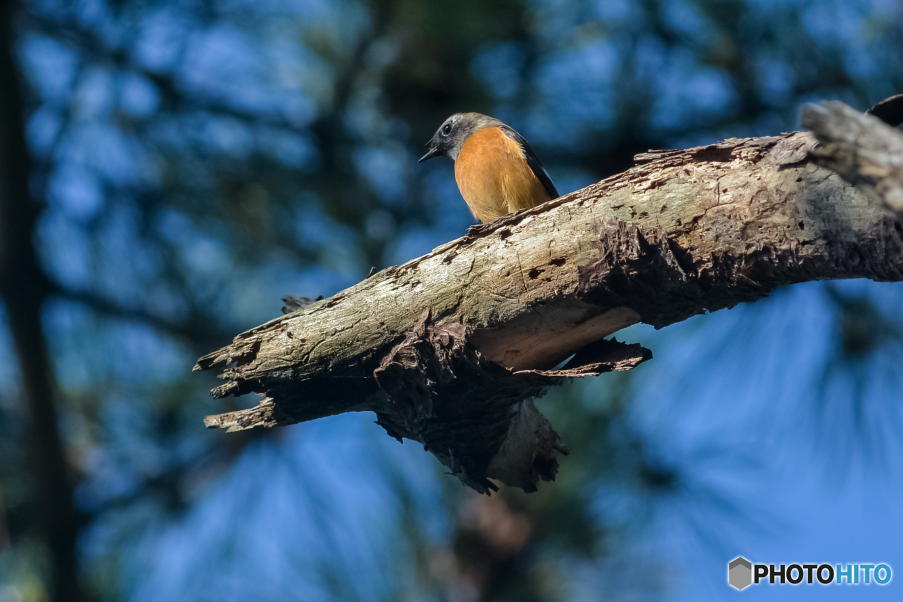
[418,112,558,223]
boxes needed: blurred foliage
[1,0,903,600]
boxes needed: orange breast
[454,126,552,223]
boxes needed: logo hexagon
[728,556,753,591]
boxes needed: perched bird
[419,113,558,223]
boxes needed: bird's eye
[441,124,452,136]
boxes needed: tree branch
[195,100,903,493]
[803,98,903,214]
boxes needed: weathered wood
[195,100,903,493]
[803,100,903,213]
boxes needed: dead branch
[803,98,903,213]
[195,99,903,493]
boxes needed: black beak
[418,144,441,163]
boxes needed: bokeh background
[2,0,903,600]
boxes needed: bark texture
[803,98,903,213]
[196,100,903,493]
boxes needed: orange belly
[454,126,552,223]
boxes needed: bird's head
[419,112,500,162]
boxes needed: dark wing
[500,125,559,199]
[867,94,903,127]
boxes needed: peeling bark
[196,100,903,493]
